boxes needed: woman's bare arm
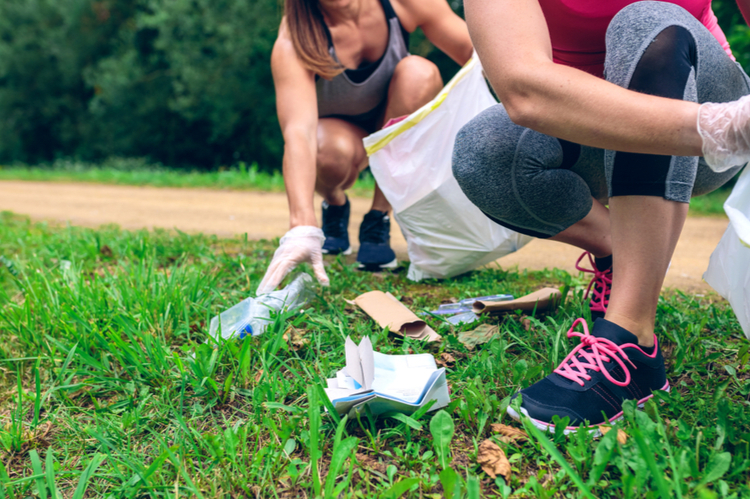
[271,21,319,229]
[396,0,473,65]
[465,0,703,156]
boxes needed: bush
[0,1,746,171]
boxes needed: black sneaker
[321,198,351,255]
[356,210,397,270]
[507,318,668,434]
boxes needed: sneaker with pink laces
[576,252,612,321]
[507,318,669,433]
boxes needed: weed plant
[0,211,748,498]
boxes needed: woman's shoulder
[272,19,300,67]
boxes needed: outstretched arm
[464,0,703,157]
[272,20,319,229]
[260,20,329,294]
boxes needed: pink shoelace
[553,318,636,387]
[575,251,612,313]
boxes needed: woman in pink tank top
[452,0,750,431]
[541,0,733,76]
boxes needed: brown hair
[285,0,344,79]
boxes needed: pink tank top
[539,0,734,77]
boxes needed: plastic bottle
[208,273,315,341]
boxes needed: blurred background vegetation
[0,0,745,172]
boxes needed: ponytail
[285,0,344,79]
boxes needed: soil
[0,180,728,292]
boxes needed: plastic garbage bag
[704,166,750,339]
[208,273,315,341]
[363,56,533,281]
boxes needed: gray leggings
[453,1,749,238]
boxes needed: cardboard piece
[324,336,451,417]
[473,287,562,316]
[354,291,441,342]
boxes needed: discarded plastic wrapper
[208,273,315,341]
[473,288,562,316]
[446,312,480,326]
[354,291,441,342]
[324,336,450,417]
[426,294,514,316]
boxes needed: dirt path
[0,180,728,292]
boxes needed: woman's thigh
[603,1,749,200]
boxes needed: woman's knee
[389,56,443,105]
[452,105,519,194]
[316,129,362,184]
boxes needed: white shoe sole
[321,246,352,256]
[358,257,398,270]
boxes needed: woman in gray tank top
[257,0,473,293]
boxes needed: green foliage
[0,0,466,171]
[0,0,281,169]
[0,211,750,497]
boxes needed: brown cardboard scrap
[354,291,441,342]
[473,288,562,316]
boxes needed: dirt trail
[0,180,728,292]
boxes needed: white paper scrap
[323,336,450,416]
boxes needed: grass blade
[29,450,47,499]
[523,421,593,499]
[379,477,419,499]
[73,453,105,499]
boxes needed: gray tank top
[316,0,410,120]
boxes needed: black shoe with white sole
[507,318,668,433]
[321,198,351,255]
[356,210,397,270]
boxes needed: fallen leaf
[522,317,532,331]
[458,324,500,349]
[282,326,309,350]
[437,352,456,367]
[254,369,264,384]
[490,423,528,443]
[100,245,114,258]
[599,425,628,444]
[356,453,387,474]
[477,439,510,480]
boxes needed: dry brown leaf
[599,425,628,444]
[282,326,309,350]
[477,439,511,480]
[254,369,264,384]
[437,352,456,367]
[490,423,528,443]
[458,324,500,349]
[522,317,532,331]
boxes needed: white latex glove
[256,226,329,295]
[697,94,750,172]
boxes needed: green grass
[0,158,377,199]
[1,211,749,498]
[0,157,734,217]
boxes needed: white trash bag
[363,57,532,281]
[704,166,750,339]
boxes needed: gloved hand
[256,226,329,295]
[697,94,750,172]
